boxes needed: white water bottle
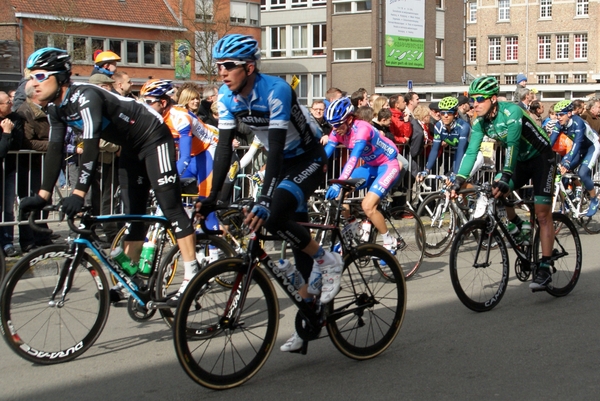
[361,220,372,242]
[276,259,305,290]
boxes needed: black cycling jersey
[42,83,164,194]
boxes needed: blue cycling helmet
[212,34,260,61]
[325,97,354,125]
[140,79,175,98]
[27,47,71,72]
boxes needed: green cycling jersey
[457,102,552,180]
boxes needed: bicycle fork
[48,244,85,308]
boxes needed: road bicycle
[0,205,234,365]
[551,172,600,234]
[449,183,582,312]
[173,178,407,390]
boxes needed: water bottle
[520,221,532,245]
[506,222,521,245]
[342,217,359,243]
[110,247,138,276]
[139,241,156,275]
[361,220,372,242]
[574,186,582,201]
[275,259,305,290]
[208,245,219,263]
[307,265,323,295]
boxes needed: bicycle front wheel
[416,193,457,258]
[0,244,110,364]
[449,219,509,312]
[327,243,406,359]
[372,206,425,279]
[173,258,279,390]
[534,213,582,297]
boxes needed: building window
[312,73,327,99]
[52,34,68,50]
[436,0,444,9]
[312,24,326,56]
[195,0,214,21]
[143,42,156,65]
[270,26,286,57]
[540,0,552,18]
[505,75,516,85]
[295,74,308,105]
[126,41,139,64]
[488,37,501,62]
[537,74,550,84]
[538,35,551,60]
[574,33,588,59]
[109,40,123,60]
[555,74,568,84]
[468,38,477,63]
[435,39,444,58]
[195,31,217,74]
[291,0,308,8]
[292,25,308,57]
[506,36,518,61]
[159,42,172,66]
[333,48,371,61]
[573,74,587,83]
[576,0,589,16]
[312,0,326,6]
[469,3,477,22]
[556,34,569,60]
[333,0,371,13]
[72,37,87,62]
[230,2,260,26]
[92,38,104,55]
[266,0,286,10]
[498,0,510,21]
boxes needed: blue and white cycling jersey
[217,73,320,159]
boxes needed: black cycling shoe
[529,267,552,291]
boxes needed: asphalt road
[1,224,599,401]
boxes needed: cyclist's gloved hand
[492,172,511,194]
[325,184,341,200]
[448,173,456,184]
[20,194,48,212]
[61,194,85,218]
[251,196,271,221]
[416,170,429,182]
[449,176,466,197]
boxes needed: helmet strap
[232,64,255,96]
[482,97,499,121]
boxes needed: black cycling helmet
[26,47,71,86]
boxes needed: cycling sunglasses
[29,71,61,83]
[469,95,491,104]
[440,110,456,116]
[331,119,350,129]
[556,112,569,117]
[216,60,247,71]
[144,98,161,105]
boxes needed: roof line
[14,12,187,31]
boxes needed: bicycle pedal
[530,286,547,293]
[289,341,309,355]
[150,302,171,310]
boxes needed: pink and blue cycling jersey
[324,119,400,197]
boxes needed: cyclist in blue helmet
[202,34,343,353]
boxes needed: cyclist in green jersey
[450,76,557,290]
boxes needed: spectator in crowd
[112,71,133,97]
[350,88,369,109]
[369,93,380,106]
[457,95,471,124]
[178,86,201,117]
[89,73,114,90]
[91,50,120,77]
[389,94,412,147]
[409,104,432,178]
[0,91,23,257]
[11,68,30,112]
[371,95,389,120]
[310,99,332,145]
[542,104,558,135]
[404,91,420,117]
[572,99,585,116]
[372,107,393,141]
[324,87,343,108]
[428,101,440,133]
[8,90,16,103]
[581,97,600,134]
[515,87,531,111]
[513,73,528,101]
[354,105,373,122]
[198,85,219,126]
[529,100,544,127]
[15,83,53,251]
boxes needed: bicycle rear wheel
[534,213,582,297]
[327,243,406,359]
[0,244,110,364]
[173,258,278,390]
[157,235,236,327]
[372,206,425,279]
[416,193,457,258]
[0,248,5,285]
[449,219,509,312]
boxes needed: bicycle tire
[372,206,425,279]
[0,248,5,285]
[0,244,110,364]
[416,192,457,258]
[449,219,509,312]
[173,258,279,390]
[581,183,600,234]
[534,213,582,297]
[327,243,406,359]
[157,234,236,327]
[109,224,177,286]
